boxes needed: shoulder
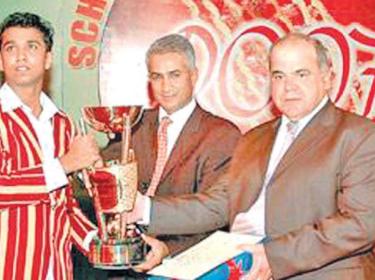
[54,109,72,125]
[137,107,158,125]
[195,106,240,137]
[330,106,375,146]
[132,107,158,133]
[334,106,374,129]
[231,117,278,157]
[241,117,278,141]
[52,108,74,136]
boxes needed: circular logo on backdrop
[99,0,375,132]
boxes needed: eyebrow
[1,40,15,49]
[295,69,311,75]
[271,69,311,76]
[271,70,284,76]
[2,39,43,48]
[149,69,182,76]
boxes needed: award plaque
[81,106,147,269]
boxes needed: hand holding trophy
[80,105,147,269]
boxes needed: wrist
[59,154,75,174]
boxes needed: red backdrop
[98,0,375,132]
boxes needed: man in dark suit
[102,34,240,265]
[131,33,375,279]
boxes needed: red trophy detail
[81,106,147,269]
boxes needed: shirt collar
[0,83,59,121]
[158,99,196,124]
[281,95,329,134]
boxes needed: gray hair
[270,32,330,70]
[146,34,196,69]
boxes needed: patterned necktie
[269,120,299,178]
[286,121,299,141]
[146,116,172,197]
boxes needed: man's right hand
[133,234,169,272]
[60,132,101,174]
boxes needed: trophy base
[89,236,147,269]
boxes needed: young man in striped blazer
[0,12,101,279]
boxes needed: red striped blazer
[0,104,96,280]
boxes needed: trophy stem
[78,117,108,241]
[92,189,108,241]
[120,212,127,239]
[121,115,131,164]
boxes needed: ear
[322,66,333,92]
[191,67,199,86]
[44,51,52,70]
[0,53,3,72]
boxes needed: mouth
[284,97,300,102]
[160,94,176,99]
[15,65,30,72]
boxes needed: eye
[296,70,310,78]
[4,45,15,52]
[149,73,161,81]
[28,43,39,50]
[272,73,284,80]
[169,71,181,80]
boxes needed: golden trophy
[81,106,146,269]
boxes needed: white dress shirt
[158,99,196,157]
[231,96,329,238]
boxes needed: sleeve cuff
[137,196,151,225]
[83,229,98,251]
[43,158,69,192]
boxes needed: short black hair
[0,12,54,51]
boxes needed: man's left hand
[133,234,169,272]
[237,243,272,280]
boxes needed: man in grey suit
[102,34,240,270]
[131,32,375,279]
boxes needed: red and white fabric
[0,99,96,280]
[146,116,172,197]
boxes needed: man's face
[148,52,198,114]
[270,39,331,121]
[0,27,52,90]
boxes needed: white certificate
[148,231,262,280]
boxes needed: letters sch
[68,0,108,68]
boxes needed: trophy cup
[80,105,147,269]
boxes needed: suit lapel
[244,120,278,209]
[159,106,205,184]
[139,110,158,183]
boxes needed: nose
[16,47,27,62]
[161,76,172,93]
[285,75,297,92]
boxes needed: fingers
[246,262,261,280]
[61,132,101,173]
[133,235,169,272]
[133,251,158,272]
[238,244,272,280]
